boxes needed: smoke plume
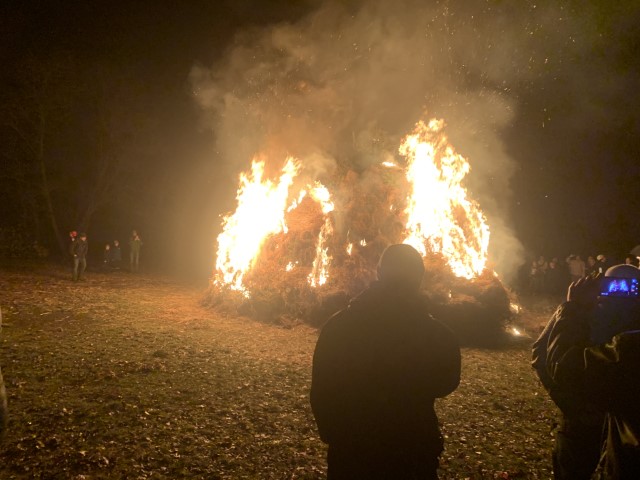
[190,0,615,280]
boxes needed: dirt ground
[0,263,559,479]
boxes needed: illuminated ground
[0,264,556,479]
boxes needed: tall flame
[214,118,491,295]
[308,218,334,287]
[215,157,299,292]
[400,119,490,278]
[307,183,335,287]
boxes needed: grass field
[0,264,558,479]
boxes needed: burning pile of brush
[204,119,516,346]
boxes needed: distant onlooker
[624,254,639,267]
[536,255,549,291]
[596,254,611,275]
[529,260,543,293]
[103,244,112,270]
[546,258,565,295]
[129,230,143,273]
[566,255,586,282]
[72,233,88,281]
[111,240,122,270]
[68,231,77,260]
[585,255,598,276]
[537,255,549,272]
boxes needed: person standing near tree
[311,244,461,479]
[111,240,122,270]
[102,243,112,270]
[71,233,88,281]
[129,230,142,273]
[68,230,77,262]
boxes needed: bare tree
[72,68,146,232]
[1,55,152,256]
[0,54,75,255]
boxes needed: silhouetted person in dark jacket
[597,254,612,275]
[546,266,640,479]
[111,240,122,270]
[311,244,461,479]
[71,233,88,281]
[544,259,565,295]
[533,301,604,479]
[102,243,112,270]
[129,230,142,272]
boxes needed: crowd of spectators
[68,229,143,280]
[523,253,639,295]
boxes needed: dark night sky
[2,0,640,280]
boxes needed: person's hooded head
[377,244,425,291]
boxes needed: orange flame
[214,157,299,292]
[214,118,491,294]
[346,243,353,255]
[400,119,489,278]
[307,184,334,287]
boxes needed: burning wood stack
[205,119,516,346]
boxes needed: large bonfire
[207,118,514,346]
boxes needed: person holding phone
[533,286,604,479]
[541,265,640,478]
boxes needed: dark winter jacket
[310,281,460,477]
[130,238,142,254]
[532,302,603,422]
[598,260,614,275]
[72,239,88,259]
[111,246,122,262]
[547,301,640,479]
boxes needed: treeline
[0,52,206,263]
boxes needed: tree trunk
[37,112,65,256]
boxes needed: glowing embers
[400,119,489,279]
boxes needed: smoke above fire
[191,0,603,280]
